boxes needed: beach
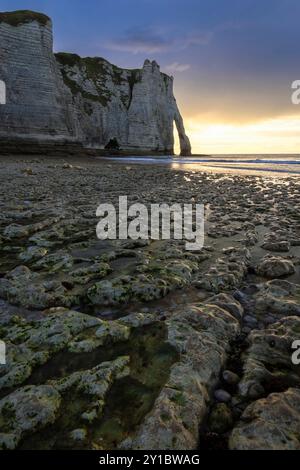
[0,154,300,450]
[102,154,300,176]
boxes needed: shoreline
[1,153,300,178]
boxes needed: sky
[1,0,300,154]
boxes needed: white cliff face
[127,60,175,153]
[0,11,191,155]
[0,13,74,141]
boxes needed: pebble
[69,428,87,442]
[244,315,258,327]
[248,383,265,399]
[214,389,232,403]
[222,370,240,386]
[242,326,251,335]
[208,403,233,434]
[264,315,276,325]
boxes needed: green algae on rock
[0,385,61,450]
[0,302,241,450]
[0,157,300,450]
[120,303,240,450]
[0,10,50,27]
[229,388,300,450]
[237,316,300,400]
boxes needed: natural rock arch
[173,105,192,156]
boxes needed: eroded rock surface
[0,157,300,450]
[121,304,239,449]
[238,317,300,400]
[229,388,300,450]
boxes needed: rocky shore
[0,155,299,450]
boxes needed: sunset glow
[177,115,300,155]
[3,0,300,155]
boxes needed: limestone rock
[254,280,300,319]
[238,316,300,400]
[194,247,250,293]
[19,246,48,262]
[0,310,101,391]
[0,13,72,142]
[261,241,290,252]
[0,265,77,309]
[229,388,300,450]
[0,11,191,156]
[87,258,198,306]
[256,256,295,278]
[120,303,240,450]
[0,385,61,450]
[0,356,130,450]
[206,293,244,321]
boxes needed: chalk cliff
[0,10,191,155]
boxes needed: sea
[101,154,300,176]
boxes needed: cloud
[165,62,191,73]
[105,28,213,54]
[105,27,170,54]
[182,31,214,48]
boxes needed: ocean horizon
[100,153,300,175]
